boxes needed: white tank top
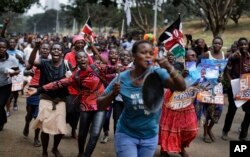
[208,51,225,60]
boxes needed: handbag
[11,74,24,91]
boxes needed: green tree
[0,0,39,15]
[62,1,123,33]
[175,0,237,37]
[229,0,250,24]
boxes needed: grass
[181,16,250,48]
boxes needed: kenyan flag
[158,15,185,58]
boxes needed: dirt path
[0,95,248,157]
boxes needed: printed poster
[235,73,250,100]
[196,83,224,105]
[167,87,199,110]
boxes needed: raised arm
[156,58,186,91]
[27,76,74,96]
[84,34,108,64]
[28,39,42,67]
[41,77,73,91]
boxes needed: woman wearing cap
[64,35,92,138]
[97,40,186,157]
[64,35,107,138]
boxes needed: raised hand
[25,87,38,97]
[155,57,171,69]
[84,34,93,44]
[34,38,42,49]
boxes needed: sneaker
[13,106,18,111]
[6,111,11,117]
[221,131,229,141]
[100,135,109,143]
[34,139,41,147]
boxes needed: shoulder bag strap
[90,64,108,86]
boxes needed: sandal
[52,149,63,157]
[34,139,41,147]
[203,136,212,143]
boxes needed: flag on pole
[124,0,132,26]
[82,17,93,35]
[158,15,185,58]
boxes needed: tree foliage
[0,0,39,15]
[175,0,236,37]
[62,0,123,34]
[230,0,250,24]
[63,0,187,35]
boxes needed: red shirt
[42,64,117,111]
[64,51,94,95]
[29,67,40,87]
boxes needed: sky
[25,0,70,16]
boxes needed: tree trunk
[194,0,236,37]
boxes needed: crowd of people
[0,18,250,157]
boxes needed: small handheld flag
[158,15,185,58]
[82,17,93,35]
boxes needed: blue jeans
[114,132,158,157]
[78,111,105,156]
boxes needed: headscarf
[72,35,85,45]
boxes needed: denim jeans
[78,111,105,157]
[114,132,158,157]
[113,100,124,132]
